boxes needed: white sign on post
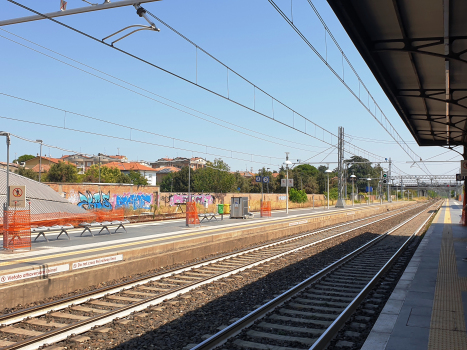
[9,185,26,208]
[281,179,294,187]
[461,160,467,176]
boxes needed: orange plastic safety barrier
[186,202,200,226]
[3,209,31,250]
[261,201,272,217]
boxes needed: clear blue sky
[0,0,461,176]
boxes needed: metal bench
[79,220,130,237]
[32,224,74,242]
[198,213,218,222]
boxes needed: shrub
[289,188,308,203]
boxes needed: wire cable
[0,28,329,152]
[0,114,283,167]
[4,0,385,162]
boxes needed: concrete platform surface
[0,203,384,273]
[0,201,413,309]
[361,199,467,350]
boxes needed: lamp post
[350,174,356,206]
[367,177,371,205]
[36,139,43,183]
[98,153,103,183]
[188,158,191,203]
[325,169,332,209]
[266,168,270,193]
[284,153,292,214]
[1,132,10,210]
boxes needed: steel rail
[0,205,428,349]
[308,202,441,349]
[0,204,419,326]
[190,201,440,350]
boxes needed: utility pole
[388,158,392,202]
[336,126,345,207]
[285,152,291,214]
[37,139,43,183]
[1,132,11,211]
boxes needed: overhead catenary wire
[0,28,330,152]
[4,1,385,163]
[267,0,427,172]
[0,114,283,167]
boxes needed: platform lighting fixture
[0,132,10,210]
[284,154,292,214]
[325,169,332,209]
[367,177,371,205]
[36,140,43,183]
[350,174,356,206]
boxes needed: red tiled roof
[108,155,125,159]
[152,166,180,173]
[31,164,51,173]
[105,162,156,171]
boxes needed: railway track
[192,200,441,350]
[0,202,431,350]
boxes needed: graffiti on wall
[169,194,214,206]
[65,189,154,210]
[77,191,112,210]
[112,192,153,210]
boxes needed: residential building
[237,171,256,178]
[152,166,181,185]
[105,162,158,186]
[0,162,19,171]
[24,156,66,172]
[150,157,206,170]
[61,154,127,174]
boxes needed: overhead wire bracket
[102,4,159,46]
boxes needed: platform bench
[32,224,74,242]
[198,213,218,222]
[79,220,130,237]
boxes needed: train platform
[362,199,467,350]
[0,201,412,309]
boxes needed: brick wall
[46,183,160,211]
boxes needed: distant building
[23,156,75,174]
[150,157,206,170]
[0,162,19,171]
[60,154,128,174]
[237,171,256,178]
[152,166,181,185]
[105,162,158,186]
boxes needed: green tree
[193,159,236,193]
[15,166,37,180]
[46,162,78,182]
[128,170,148,186]
[14,154,35,164]
[160,172,175,192]
[84,165,124,183]
[289,188,308,203]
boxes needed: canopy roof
[327,0,467,146]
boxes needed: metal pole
[5,133,10,208]
[38,141,42,183]
[327,173,330,209]
[388,158,391,202]
[312,195,314,210]
[98,154,101,183]
[286,167,289,214]
[367,179,370,205]
[352,178,354,206]
[261,168,263,218]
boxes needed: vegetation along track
[192,200,442,350]
[0,201,434,349]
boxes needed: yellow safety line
[0,206,374,268]
[445,199,451,224]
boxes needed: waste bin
[217,204,224,215]
[224,203,231,214]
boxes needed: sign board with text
[9,185,26,208]
[281,179,294,187]
[461,160,467,176]
[456,174,466,181]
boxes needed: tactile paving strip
[428,201,467,350]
